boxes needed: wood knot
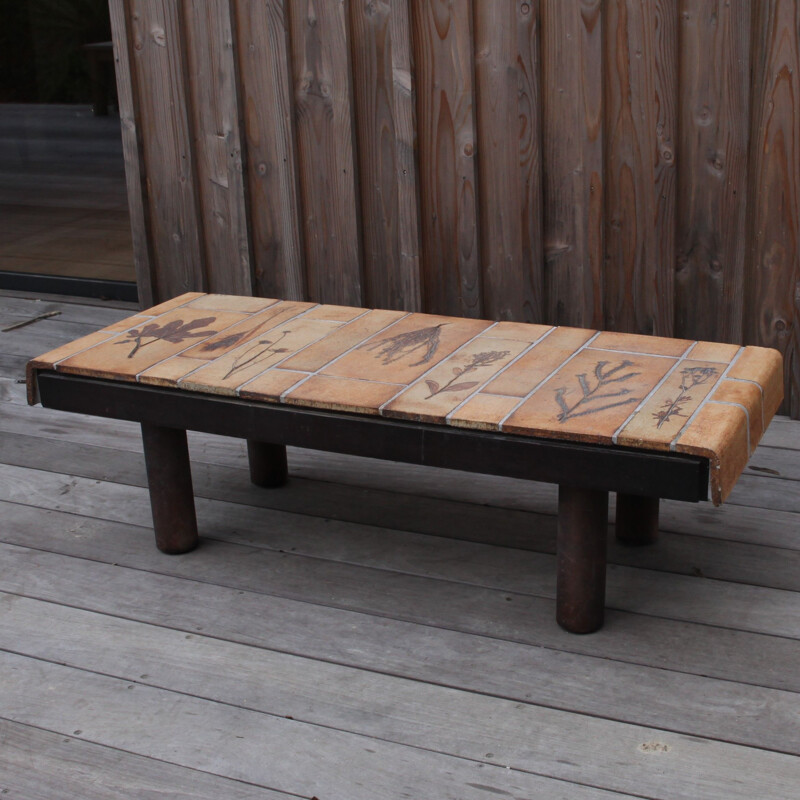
[151,27,167,47]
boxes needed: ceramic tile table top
[27,292,784,505]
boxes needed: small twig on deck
[1,310,61,332]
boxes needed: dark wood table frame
[36,371,710,634]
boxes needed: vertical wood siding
[111,0,800,416]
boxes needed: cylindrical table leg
[616,494,659,546]
[247,440,288,487]
[557,486,609,634]
[141,424,198,554]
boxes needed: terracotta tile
[238,369,308,401]
[284,375,403,415]
[616,360,725,450]
[303,304,368,322]
[482,327,596,397]
[56,309,248,381]
[26,330,118,404]
[712,379,764,453]
[503,350,676,444]
[137,356,210,387]
[33,330,118,370]
[141,292,205,315]
[674,402,749,505]
[178,301,315,361]
[187,294,278,313]
[382,336,529,423]
[179,318,341,394]
[325,313,493,385]
[590,331,692,357]
[100,315,155,333]
[488,321,553,343]
[282,309,406,372]
[689,341,741,363]
[447,393,519,431]
[727,346,784,418]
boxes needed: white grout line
[585,346,685,359]
[378,322,501,413]
[669,347,745,452]
[143,301,316,384]
[726,376,766,431]
[53,294,203,368]
[231,307,377,395]
[611,341,697,444]
[276,311,413,401]
[51,332,118,368]
[497,331,602,430]
[445,327,557,422]
[710,399,752,454]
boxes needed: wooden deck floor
[1,290,800,799]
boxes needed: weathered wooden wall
[109,0,800,417]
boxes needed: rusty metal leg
[141,423,198,554]
[556,486,609,634]
[247,440,288,487]
[616,494,659,546]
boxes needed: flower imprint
[653,366,719,428]
[222,330,293,380]
[424,350,510,398]
[117,317,218,358]
[555,360,641,422]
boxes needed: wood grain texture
[411,0,481,318]
[603,0,676,336]
[473,1,524,320]
[127,0,207,299]
[675,0,750,343]
[0,719,285,800]
[109,0,156,308]
[516,0,545,324]
[233,0,306,300]
[349,0,422,311]
[183,0,253,295]
[541,0,604,328]
[745,0,800,417]
[287,0,364,306]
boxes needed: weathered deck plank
[0,719,288,799]
[1,594,799,799]
[3,291,800,798]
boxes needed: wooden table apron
[35,371,710,634]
